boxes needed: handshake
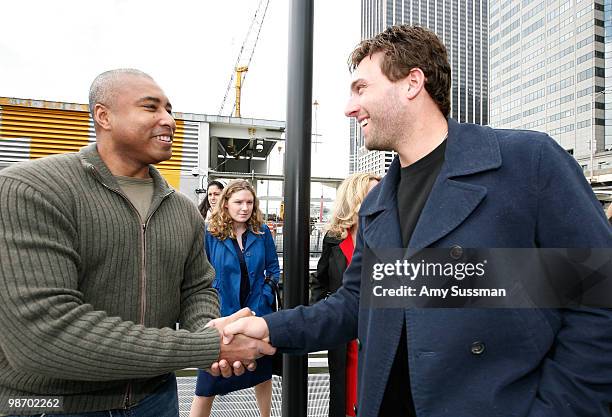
[205,308,276,377]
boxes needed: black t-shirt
[380,139,446,417]
[397,139,447,246]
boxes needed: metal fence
[268,222,326,255]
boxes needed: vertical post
[282,0,314,416]
[591,91,597,183]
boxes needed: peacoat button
[450,244,463,260]
[470,341,485,355]
[245,252,251,256]
[357,338,362,351]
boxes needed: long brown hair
[207,180,264,240]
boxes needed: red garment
[339,232,358,417]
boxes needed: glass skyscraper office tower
[489,0,611,175]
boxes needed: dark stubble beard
[364,89,405,152]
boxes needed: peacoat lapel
[360,155,403,250]
[361,119,502,254]
[408,119,501,251]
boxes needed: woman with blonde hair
[190,180,279,417]
[311,172,380,417]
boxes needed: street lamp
[590,88,612,183]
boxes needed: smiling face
[207,184,223,209]
[95,74,176,174]
[225,189,255,225]
[344,52,405,152]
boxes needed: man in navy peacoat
[220,25,612,416]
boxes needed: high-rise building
[489,0,611,177]
[350,0,489,175]
[604,0,611,156]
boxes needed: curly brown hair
[207,180,264,240]
[349,25,451,117]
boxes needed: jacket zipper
[123,383,132,409]
[88,166,172,409]
[140,222,147,325]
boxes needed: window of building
[576,20,593,34]
[523,104,546,117]
[523,17,544,36]
[577,68,594,82]
[523,60,546,76]
[549,30,574,49]
[522,1,544,22]
[524,118,546,129]
[577,51,594,64]
[577,119,592,129]
[576,3,593,19]
[523,33,546,51]
[577,86,594,98]
[576,36,593,49]
[523,88,546,104]
[577,103,592,114]
[550,123,575,136]
[547,76,574,93]
[547,60,574,78]
[523,74,546,89]
[547,93,575,109]
[547,45,574,63]
[548,109,574,122]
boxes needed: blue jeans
[7,374,179,417]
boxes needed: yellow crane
[219,0,270,117]
[234,66,249,118]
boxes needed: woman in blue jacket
[190,179,279,417]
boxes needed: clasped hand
[206,308,274,378]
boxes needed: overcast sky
[0,0,361,178]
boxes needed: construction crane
[218,0,270,117]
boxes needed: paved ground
[177,374,331,417]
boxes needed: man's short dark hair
[349,25,451,117]
[88,69,153,119]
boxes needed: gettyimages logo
[371,258,487,281]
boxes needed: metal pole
[282,0,313,416]
[591,92,597,183]
[590,88,612,182]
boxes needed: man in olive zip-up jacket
[0,69,270,416]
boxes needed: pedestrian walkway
[177,374,331,417]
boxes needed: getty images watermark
[361,248,612,309]
[371,257,493,299]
